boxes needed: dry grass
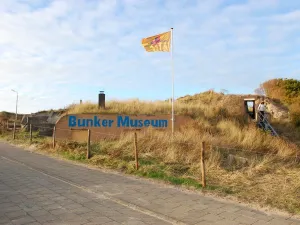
[216,120,299,156]
[272,120,300,146]
[1,126,300,214]
[67,91,299,156]
[36,130,299,214]
[63,91,300,213]
[2,91,300,214]
[67,91,244,119]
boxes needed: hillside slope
[39,90,300,214]
[66,90,299,154]
[2,89,300,215]
[257,79,300,144]
[0,111,24,122]
[258,78,300,125]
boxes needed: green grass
[1,128,300,215]
[61,151,87,162]
[1,88,300,216]
[135,169,202,189]
[139,158,156,165]
[0,131,208,190]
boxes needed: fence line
[3,124,300,155]
[3,124,299,161]
[2,124,300,189]
[31,125,54,130]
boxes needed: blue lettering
[87,119,93,127]
[78,119,86,127]
[130,119,138,127]
[94,116,101,127]
[159,120,168,127]
[102,119,108,127]
[117,116,129,127]
[138,120,143,127]
[144,120,150,127]
[68,116,168,128]
[68,116,77,127]
[151,120,158,127]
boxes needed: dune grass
[67,91,244,119]
[2,129,300,215]
[67,91,299,157]
[1,91,300,215]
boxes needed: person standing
[257,101,266,123]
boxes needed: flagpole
[171,27,174,135]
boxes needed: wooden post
[52,126,56,148]
[13,122,16,140]
[134,132,139,170]
[29,124,32,144]
[87,129,91,159]
[201,141,206,188]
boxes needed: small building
[21,111,63,136]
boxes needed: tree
[284,79,300,100]
[256,78,300,127]
[254,84,266,96]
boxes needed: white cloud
[0,0,299,113]
[272,9,300,22]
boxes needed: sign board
[55,114,193,142]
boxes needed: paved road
[0,143,300,225]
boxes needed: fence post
[52,126,56,148]
[134,132,139,170]
[30,124,32,144]
[201,141,206,188]
[87,129,91,159]
[13,122,16,140]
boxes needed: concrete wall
[21,112,63,136]
[55,114,193,142]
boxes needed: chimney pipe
[98,91,105,109]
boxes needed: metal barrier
[257,111,278,136]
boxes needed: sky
[0,0,300,114]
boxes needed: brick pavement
[0,142,300,225]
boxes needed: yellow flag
[141,31,171,52]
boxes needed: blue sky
[0,0,300,113]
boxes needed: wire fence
[1,123,299,162]
[1,122,300,188]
